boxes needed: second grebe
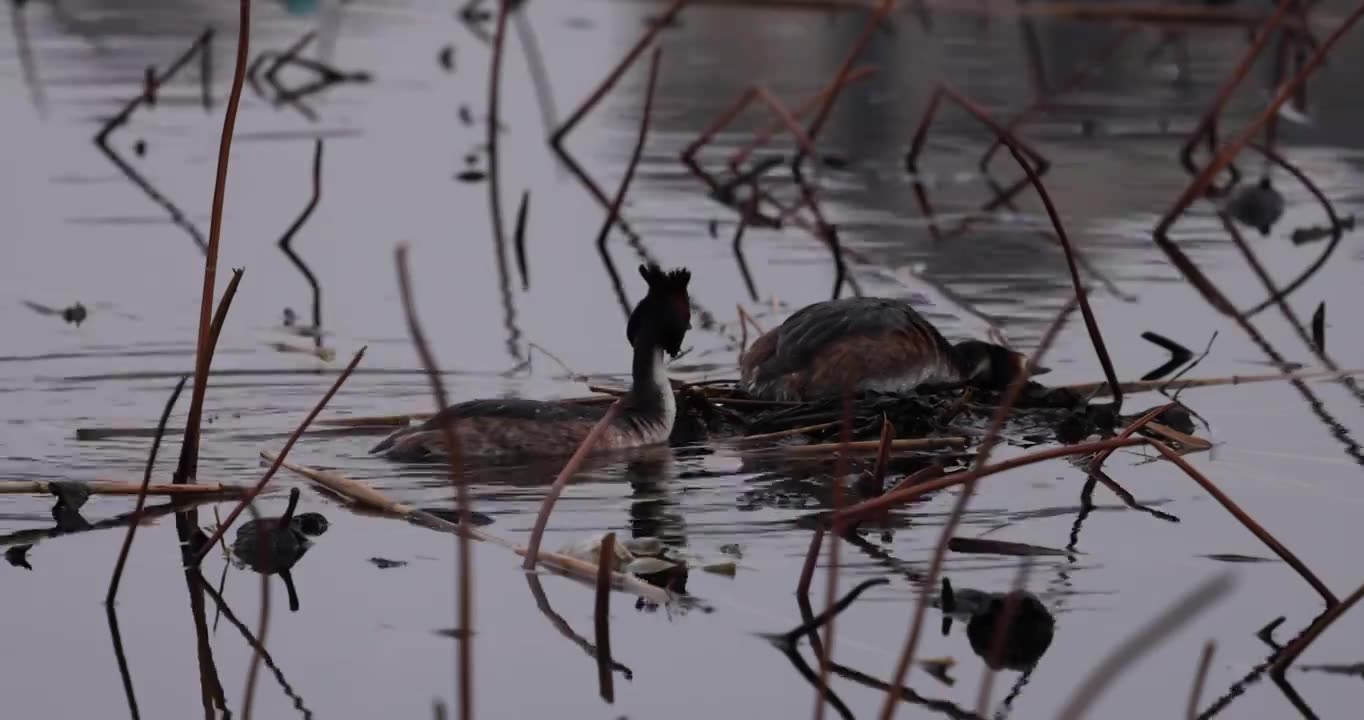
[371,264,692,461]
[739,297,1043,401]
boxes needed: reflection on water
[2,0,1364,718]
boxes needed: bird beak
[1029,363,1052,377]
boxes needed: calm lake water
[3,0,1364,718]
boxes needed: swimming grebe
[371,264,692,461]
[739,297,1043,401]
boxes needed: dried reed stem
[191,348,365,564]
[1188,641,1216,719]
[1063,367,1364,397]
[1153,0,1364,312]
[793,0,894,168]
[1003,142,1123,409]
[729,66,877,170]
[523,401,623,570]
[394,243,475,718]
[1149,439,1336,606]
[107,376,189,605]
[264,451,675,604]
[595,532,616,703]
[176,0,251,485]
[1270,580,1364,679]
[1,481,245,497]
[1057,574,1236,720]
[836,436,1150,526]
[783,437,966,456]
[878,300,1075,720]
[552,0,686,146]
[1089,403,1174,473]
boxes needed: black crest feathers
[639,263,691,294]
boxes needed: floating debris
[1201,553,1278,564]
[438,45,455,72]
[5,545,33,571]
[1222,177,1284,236]
[21,300,88,327]
[948,537,1075,557]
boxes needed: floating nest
[669,380,1195,450]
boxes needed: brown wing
[740,298,956,400]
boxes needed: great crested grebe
[739,297,1044,401]
[371,264,692,461]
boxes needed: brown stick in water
[595,532,617,703]
[878,300,1076,720]
[191,348,366,564]
[395,242,475,719]
[176,0,252,485]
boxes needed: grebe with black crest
[372,264,692,460]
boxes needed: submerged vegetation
[4,0,1364,718]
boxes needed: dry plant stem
[551,0,686,146]
[882,464,944,497]
[174,265,242,484]
[522,401,624,570]
[487,0,510,283]
[739,421,840,444]
[177,0,251,485]
[262,451,675,603]
[1090,403,1174,472]
[878,301,1076,720]
[107,376,189,605]
[1057,573,1236,720]
[1153,0,1364,312]
[980,26,1135,169]
[793,0,894,168]
[1150,439,1336,606]
[728,66,877,170]
[595,532,616,703]
[814,394,854,720]
[836,436,1149,526]
[784,437,966,455]
[190,348,365,565]
[1188,641,1216,720]
[1,481,245,496]
[1004,141,1123,409]
[1270,580,1364,678]
[871,415,895,489]
[797,524,825,597]
[1243,142,1346,315]
[1179,0,1295,174]
[395,245,474,720]
[1064,367,1364,397]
